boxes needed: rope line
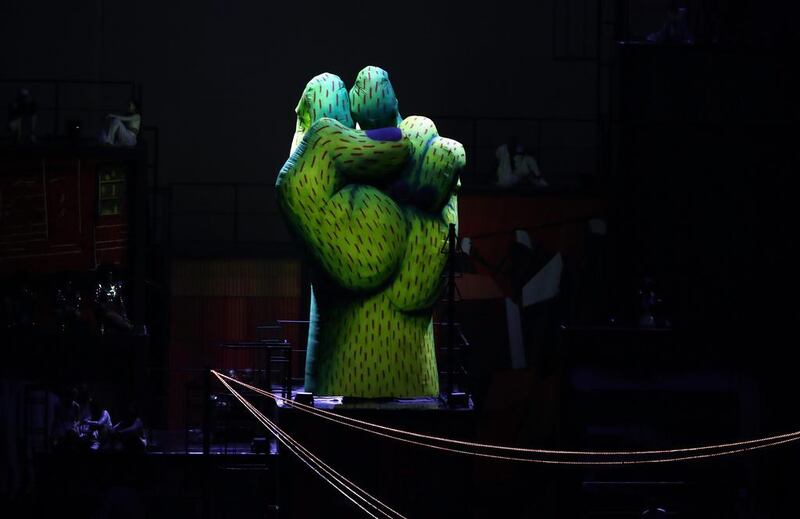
[213,371,800,465]
[214,372,407,519]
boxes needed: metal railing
[428,115,600,185]
[162,115,600,252]
[0,78,140,139]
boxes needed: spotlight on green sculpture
[276,66,465,398]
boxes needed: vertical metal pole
[582,0,589,58]
[202,366,211,518]
[471,119,478,179]
[153,127,160,189]
[447,223,456,398]
[233,186,239,247]
[131,143,147,329]
[537,120,543,162]
[597,0,605,179]
[565,0,571,57]
[203,366,211,456]
[286,343,292,400]
[184,385,189,454]
[167,185,174,256]
[44,387,50,452]
[265,347,272,394]
[53,82,60,137]
[552,0,559,58]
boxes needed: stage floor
[146,430,278,456]
[277,391,474,412]
[148,382,474,456]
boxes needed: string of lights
[213,371,800,464]
[214,372,407,519]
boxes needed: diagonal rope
[214,371,800,464]
[213,372,407,519]
[216,374,403,518]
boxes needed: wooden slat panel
[171,258,301,297]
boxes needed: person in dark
[495,136,548,188]
[7,88,38,143]
[110,403,146,454]
[81,398,112,451]
[647,1,693,44]
[100,98,141,146]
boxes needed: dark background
[4,2,798,332]
[0,0,597,184]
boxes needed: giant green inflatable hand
[276,67,464,397]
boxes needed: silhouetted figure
[495,136,548,188]
[81,399,112,451]
[100,98,140,146]
[110,403,146,454]
[7,89,38,143]
[647,2,693,44]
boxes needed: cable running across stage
[214,372,408,519]
[213,370,800,465]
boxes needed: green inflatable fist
[276,67,464,397]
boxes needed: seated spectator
[647,1,693,44]
[495,137,548,188]
[7,89,38,143]
[110,403,147,454]
[100,98,140,147]
[81,399,112,451]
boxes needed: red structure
[0,156,132,272]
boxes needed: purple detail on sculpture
[365,127,402,142]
